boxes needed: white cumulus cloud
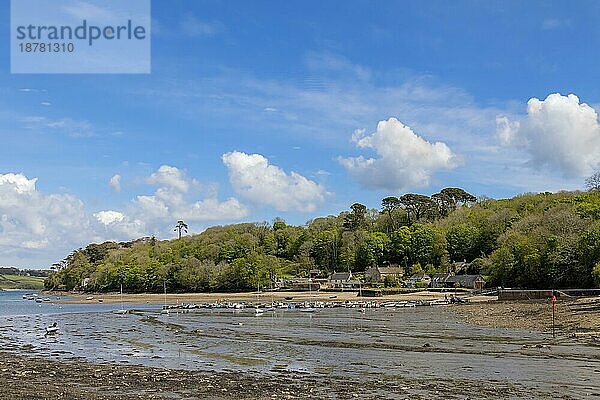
[0,167,250,267]
[109,174,121,192]
[497,93,600,177]
[222,151,326,213]
[338,118,457,192]
[0,173,37,193]
[147,165,193,193]
[0,172,91,266]
[130,165,249,230]
[94,210,125,225]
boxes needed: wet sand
[0,347,565,400]
[449,297,600,335]
[3,294,600,399]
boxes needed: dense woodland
[45,187,600,293]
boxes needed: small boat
[285,296,293,301]
[45,322,59,334]
[255,308,264,315]
[300,307,315,313]
[113,284,127,315]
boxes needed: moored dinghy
[113,284,128,315]
[45,322,59,334]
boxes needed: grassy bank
[0,274,45,290]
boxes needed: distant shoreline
[49,289,486,305]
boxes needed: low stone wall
[498,290,554,301]
[498,288,600,300]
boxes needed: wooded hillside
[45,188,600,292]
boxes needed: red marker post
[552,293,557,338]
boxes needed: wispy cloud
[62,1,121,23]
[180,15,224,37]
[21,116,95,138]
[541,18,572,31]
[305,52,371,82]
[19,88,47,93]
[125,51,581,194]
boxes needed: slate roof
[330,272,352,281]
[444,274,485,287]
[377,267,403,275]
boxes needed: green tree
[343,203,368,230]
[410,224,447,267]
[446,224,480,262]
[356,232,391,270]
[399,194,436,224]
[174,220,189,239]
[381,196,401,231]
[592,261,600,287]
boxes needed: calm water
[0,289,153,316]
[1,290,599,399]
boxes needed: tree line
[45,187,600,292]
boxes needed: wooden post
[552,292,556,339]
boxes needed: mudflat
[0,349,545,400]
[2,293,599,399]
[449,297,600,334]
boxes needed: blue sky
[2,0,600,267]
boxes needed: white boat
[45,323,59,334]
[300,307,316,313]
[113,284,127,315]
[254,307,264,315]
